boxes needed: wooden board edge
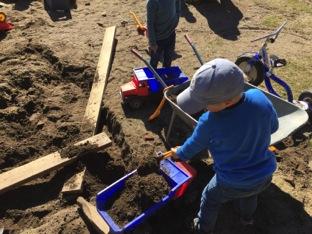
[0,133,111,195]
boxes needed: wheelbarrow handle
[130,48,167,88]
[184,34,205,66]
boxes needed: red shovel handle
[131,48,144,60]
[184,34,205,65]
[184,34,193,45]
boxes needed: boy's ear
[224,99,234,106]
[224,97,238,107]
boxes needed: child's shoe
[193,218,213,234]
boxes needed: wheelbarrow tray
[164,81,309,145]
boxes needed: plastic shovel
[155,150,173,161]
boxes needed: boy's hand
[170,146,180,161]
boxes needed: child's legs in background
[162,31,176,67]
[150,46,163,69]
[150,31,176,69]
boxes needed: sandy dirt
[0,0,311,233]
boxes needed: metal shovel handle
[131,48,167,88]
[184,34,204,65]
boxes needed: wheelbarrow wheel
[128,97,143,109]
[235,56,264,86]
[298,89,312,121]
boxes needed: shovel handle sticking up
[130,11,146,36]
[184,34,205,66]
[130,11,143,28]
[131,48,171,121]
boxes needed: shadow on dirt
[1,0,35,11]
[121,100,184,147]
[194,0,243,40]
[0,163,79,211]
[0,31,8,41]
[181,2,197,23]
[127,159,312,234]
[120,97,202,149]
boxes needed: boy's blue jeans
[150,31,176,69]
[197,174,272,232]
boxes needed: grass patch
[254,0,312,14]
[262,15,283,28]
[289,16,312,35]
[270,55,312,98]
[254,0,312,36]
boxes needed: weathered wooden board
[0,132,111,195]
[77,196,110,234]
[84,26,116,134]
[61,167,86,195]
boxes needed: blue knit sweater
[176,89,279,188]
[146,0,181,46]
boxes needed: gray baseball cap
[177,58,244,114]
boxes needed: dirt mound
[0,42,94,172]
[106,172,171,227]
[137,154,160,176]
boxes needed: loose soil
[136,154,160,176]
[106,172,171,227]
[59,142,98,158]
[0,0,311,234]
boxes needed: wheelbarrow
[163,34,309,145]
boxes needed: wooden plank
[61,167,86,195]
[84,26,116,134]
[0,132,111,195]
[77,196,110,234]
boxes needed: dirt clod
[137,155,160,176]
[59,142,98,158]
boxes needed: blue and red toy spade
[0,12,14,32]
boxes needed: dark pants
[197,174,272,232]
[150,31,176,69]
